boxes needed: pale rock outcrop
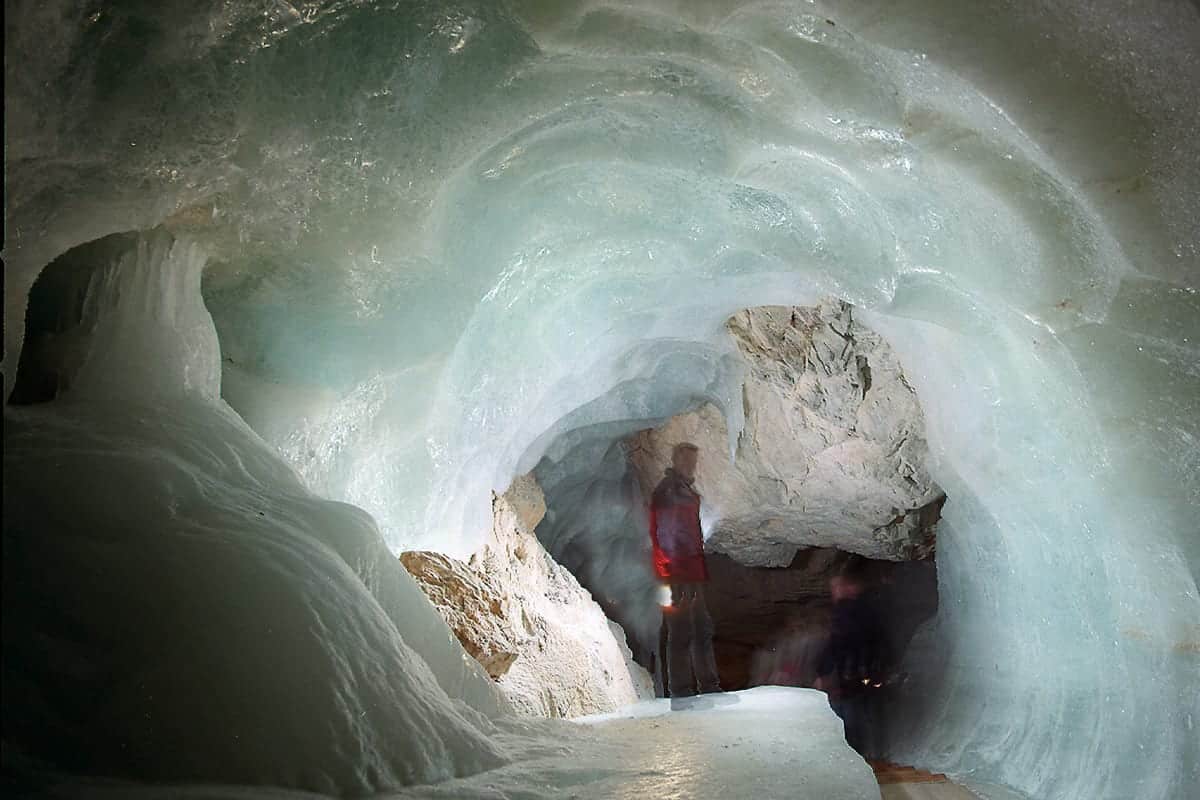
[397,550,522,681]
[401,474,653,718]
[628,301,943,566]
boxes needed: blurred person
[815,559,891,754]
[649,442,723,709]
[753,621,828,688]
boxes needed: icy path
[24,688,879,799]
[393,687,879,799]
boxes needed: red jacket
[648,469,709,583]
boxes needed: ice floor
[20,688,881,799]
[395,686,880,799]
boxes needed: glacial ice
[6,689,879,800]
[4,0,1199,798]
[4,231,514,793]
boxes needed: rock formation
[402,474,653,718]
[627,301,944,567]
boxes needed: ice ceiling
[5,1,1199,798]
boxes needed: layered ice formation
[5,1,1199,798]
[4,230,511,793]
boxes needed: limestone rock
[397,551,520,680]
[402,474,653,718]
[628,301,943,566]
[608,618,656,700]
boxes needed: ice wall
[3,231,511,793]
[5,1,1199,798]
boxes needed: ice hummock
[4,232,509,794]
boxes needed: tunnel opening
[8,232,140,405]
[519,301,947,758]
[702,547,939,696]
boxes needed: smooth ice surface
[397,687,878,799]
[5,1,1200,798]
[13,689,881,800]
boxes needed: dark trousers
[665,583,721,697]
[831,688,879,755]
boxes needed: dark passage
[703,549,938,694]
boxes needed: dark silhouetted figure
[816,560,891,754]
[649,442,722,709]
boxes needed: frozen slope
[4,1,1199,799]
[3,232,510,794]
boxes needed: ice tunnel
[3,1,1198,799]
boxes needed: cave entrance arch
[524,301,946,716]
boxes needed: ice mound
[3,232,508,793]
[5,1,1199,798]
[4,397,506,793]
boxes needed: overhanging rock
[628,302,944,567]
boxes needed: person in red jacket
[650,442,722,707]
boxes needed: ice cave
[3,1,1198,799]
